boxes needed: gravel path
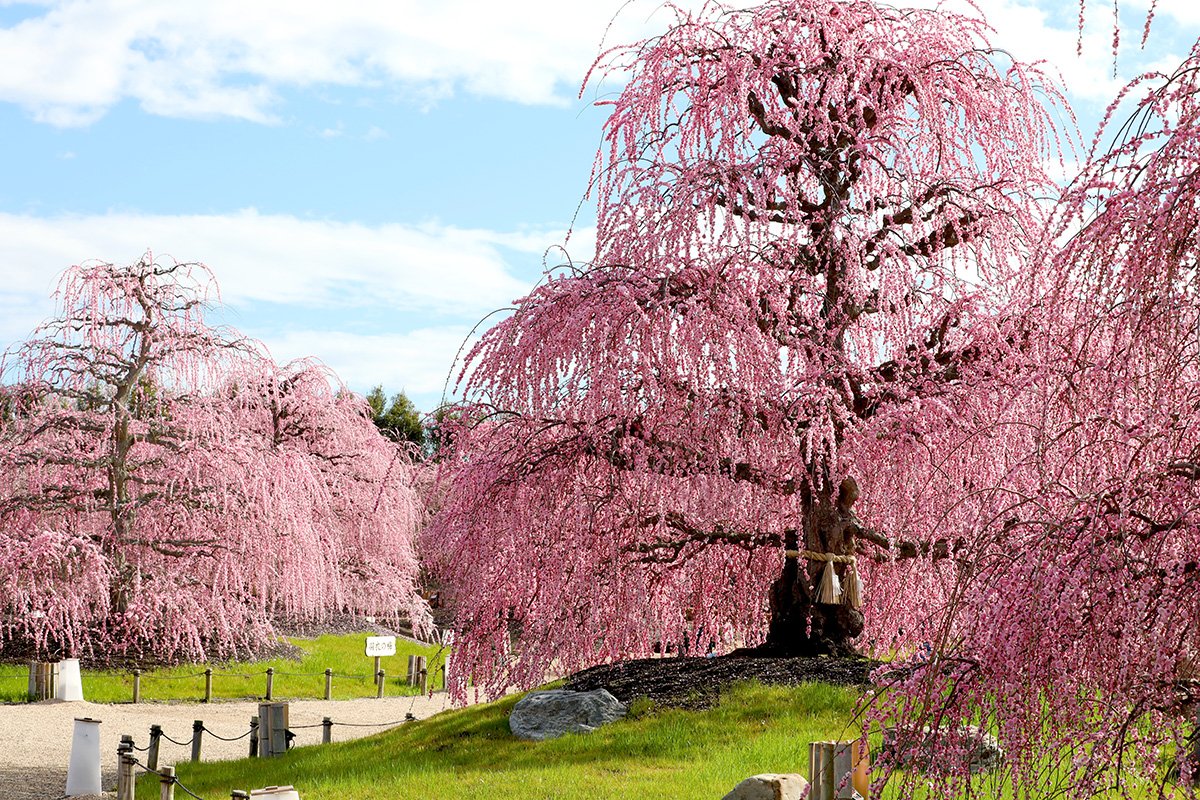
[0,693,463,800]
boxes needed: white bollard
[56,658,85,701]
[65,717,103,796]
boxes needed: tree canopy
[366,385,426,450]
[430,0,1062,684]
[427,0,1200,795]
[0,257,428,661]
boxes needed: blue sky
[0,0,1196,413]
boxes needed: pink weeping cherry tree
[0,256,427,661]
[861,43,1200,798]
[427,0,1068,698]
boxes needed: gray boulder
[881,724,1003,774]
[722,773,811,800]
[509,688,627,741]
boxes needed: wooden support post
[851,739,871,799]
[418,667,428,695]
[190,719,204,763]
[249,716,259,758]
[406,654,416,687]
[322,716,333,745]
[373,655,382,686]
[416,656,427,693]
[119,753,137,800]
[147,724,162,772]
[29,661,56,700]
[116,736,133,800]
[809,740,868,800]
[324,668,333,700]
[204,668,213,703]
[376,667,385,698]
[158,765,176,800]
[265,667,274,701]
[257,703,289,757]
[132,669,141,704]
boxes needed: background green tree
[366,385,425,449]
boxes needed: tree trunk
[746,487,865,657]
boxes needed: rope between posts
[159,731,194,746]
[142,671,209,681]
[199,724,253,741]
[332,719,411,728]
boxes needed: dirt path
[0,693,462,800]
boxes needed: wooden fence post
[190,719,204,763]
[117,753,136,800]
[416,656,427,693]
[204,668,213,703]
[132,669,141,704]
[26,660,34,700]
[376,668,385,698]
[406,655,416,686]
[265,667,274,701]
[324,668,332,700]
[116,736,132,800]
[158,765,175,800]
[249,716,259,758]
[147,724,162,772]
[418,666,428,695]
[322,716,332,745]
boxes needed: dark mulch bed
[565,654,880,711]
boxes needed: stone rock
[880,724,1003,774]
[721,773,811,800]
[508,688,627,741]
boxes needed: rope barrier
[199,724,254,742]
[159,731,195,746]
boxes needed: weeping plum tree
[860,43,1200,798]
[428,0,1065,696]
[0,257,427,661]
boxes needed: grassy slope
[0,633,446,703]
[137,682,863,800]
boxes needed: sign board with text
[364,636,396,657]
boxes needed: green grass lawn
[135,681,864,800]
[0,633,447,703]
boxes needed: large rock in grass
[722,773,811,800]
[509,688,627,741]
[881,724,1003,774]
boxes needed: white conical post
[57,658,84,701]
[65,717,102,796]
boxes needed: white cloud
[0,209,585,406]
[0,0,1193,127]
[0,209,562,316]
[0,0,662,126]
[263,327,480,403]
